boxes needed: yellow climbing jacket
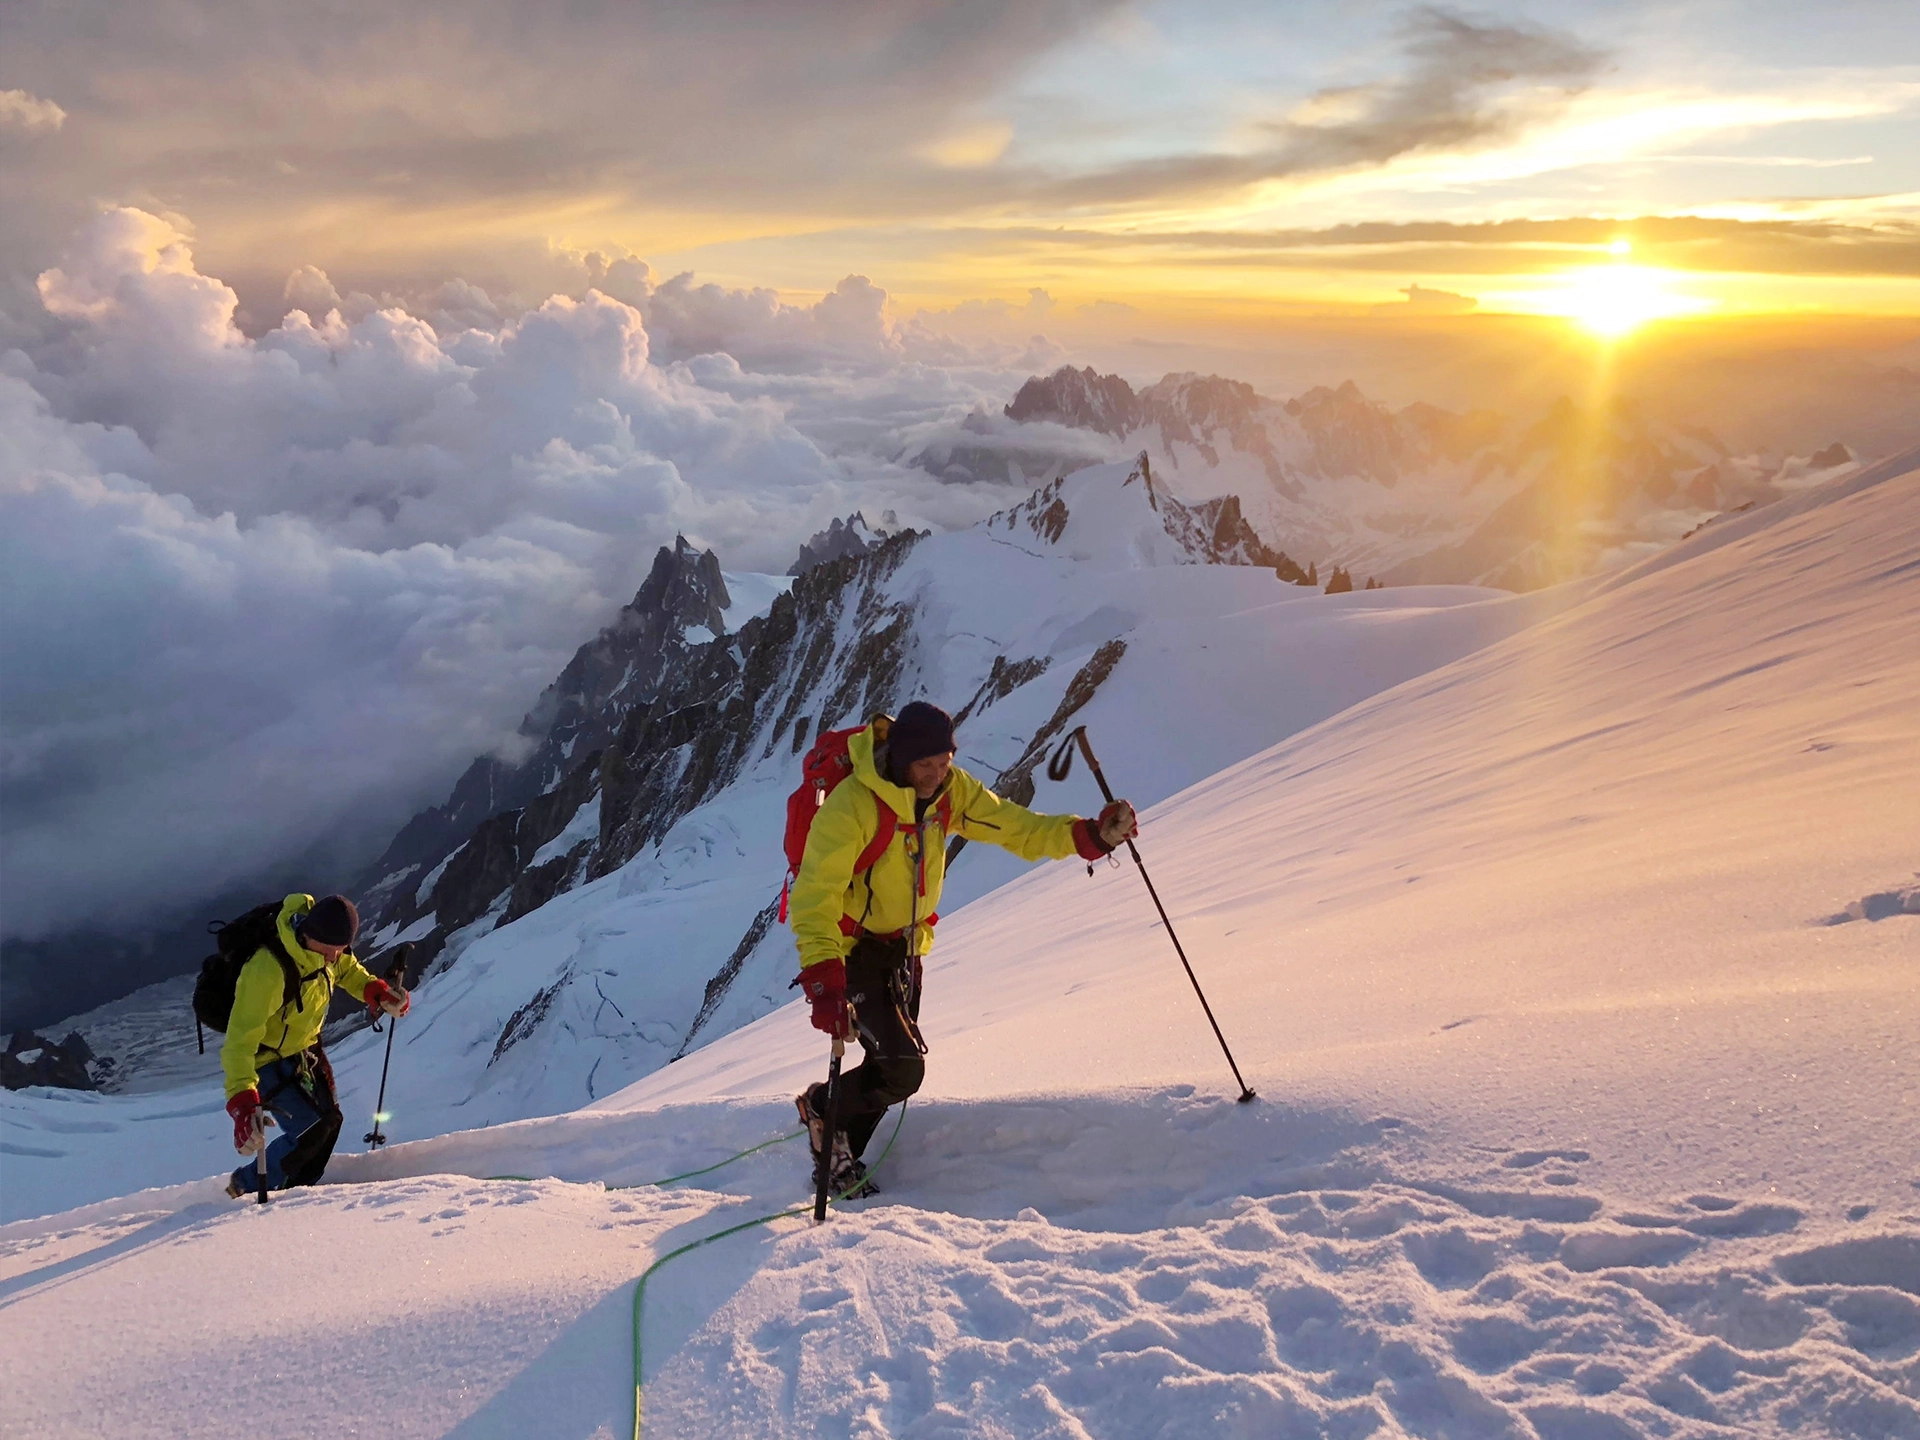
[220,893,377,1099]
[789,722,1093,971]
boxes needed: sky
[5,0,1918,326]
[2,0,1918,951]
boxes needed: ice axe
[363,943,414,1148]
[251,1110,275,1204]
[1049,726,1257,1104]
[812,1033,846,1224]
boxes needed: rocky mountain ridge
[361,537,735,915]
[788,511,891,575]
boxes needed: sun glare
[1549,263,1710,339]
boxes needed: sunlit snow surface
[3,458,1917,1438]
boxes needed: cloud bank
[2,209,1045,939]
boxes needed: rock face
[356,536,735,975]
[789,513,887,575]
[1140,373,1290,492]
[1005,365,1141,436]
[1284,381,1414,488]
[1,1031,98,1091]
[596,529,928,881]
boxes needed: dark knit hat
[888,701,956,774]
[303,894,359,948]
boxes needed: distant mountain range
[912,364,1858,592]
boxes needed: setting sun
[1546,263,1713,338]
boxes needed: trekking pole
[812,1034,846,1224]
[364,1018,397,1148]
[363,944,412,1149]
[1049,726,1257,1104]
[253,1111,275,1205]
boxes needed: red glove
[364,979,410,1019]
[1072,800,1139,860]
[796,958,852,1039]
[227,1089,262,1153]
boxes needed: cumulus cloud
[593,260,907,372]
[0,89,66,134]
[2,208,1066,939]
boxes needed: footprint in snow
[1814,878,1920,925]
[1502,1148,1590,1170]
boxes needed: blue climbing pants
[229,1051,339,1193]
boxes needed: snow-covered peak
[978,458,1286,571]
[633,533,731,640]
[787,511,889,576]
[1138,370,1263,439]
[1283,378,1415,487]
[356,534,734,924]
[1004,364,1140,436]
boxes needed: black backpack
[192,902,307,1053]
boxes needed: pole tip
[1236,1089,1257,1104]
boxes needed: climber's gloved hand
[226,1089,263,1154]
[1097,799,1138,849]
[364,979,410,1020]
[796,958,853,1040]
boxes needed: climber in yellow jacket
[789,702,1136,1192]
[220,893,408,1196]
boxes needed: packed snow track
[2,1092,1916,1438]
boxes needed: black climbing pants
[829,934,926,1160]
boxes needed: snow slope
[3,457,1915,1439]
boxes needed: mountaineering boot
[832,1154,878,1200]
[799,1083,875,1197]
[796,1083,829,1162]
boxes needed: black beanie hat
[888,701,956,775]
[303,894,359,948]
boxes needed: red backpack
[780,722,897,922]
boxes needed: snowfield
[3,454,1916,1438]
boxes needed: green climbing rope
[611,1127,806,1190]
[485,1127,805,1189]
[630,1100,908,1440]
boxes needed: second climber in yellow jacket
[788,701,1136,1193]
[220,893,408,1197]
